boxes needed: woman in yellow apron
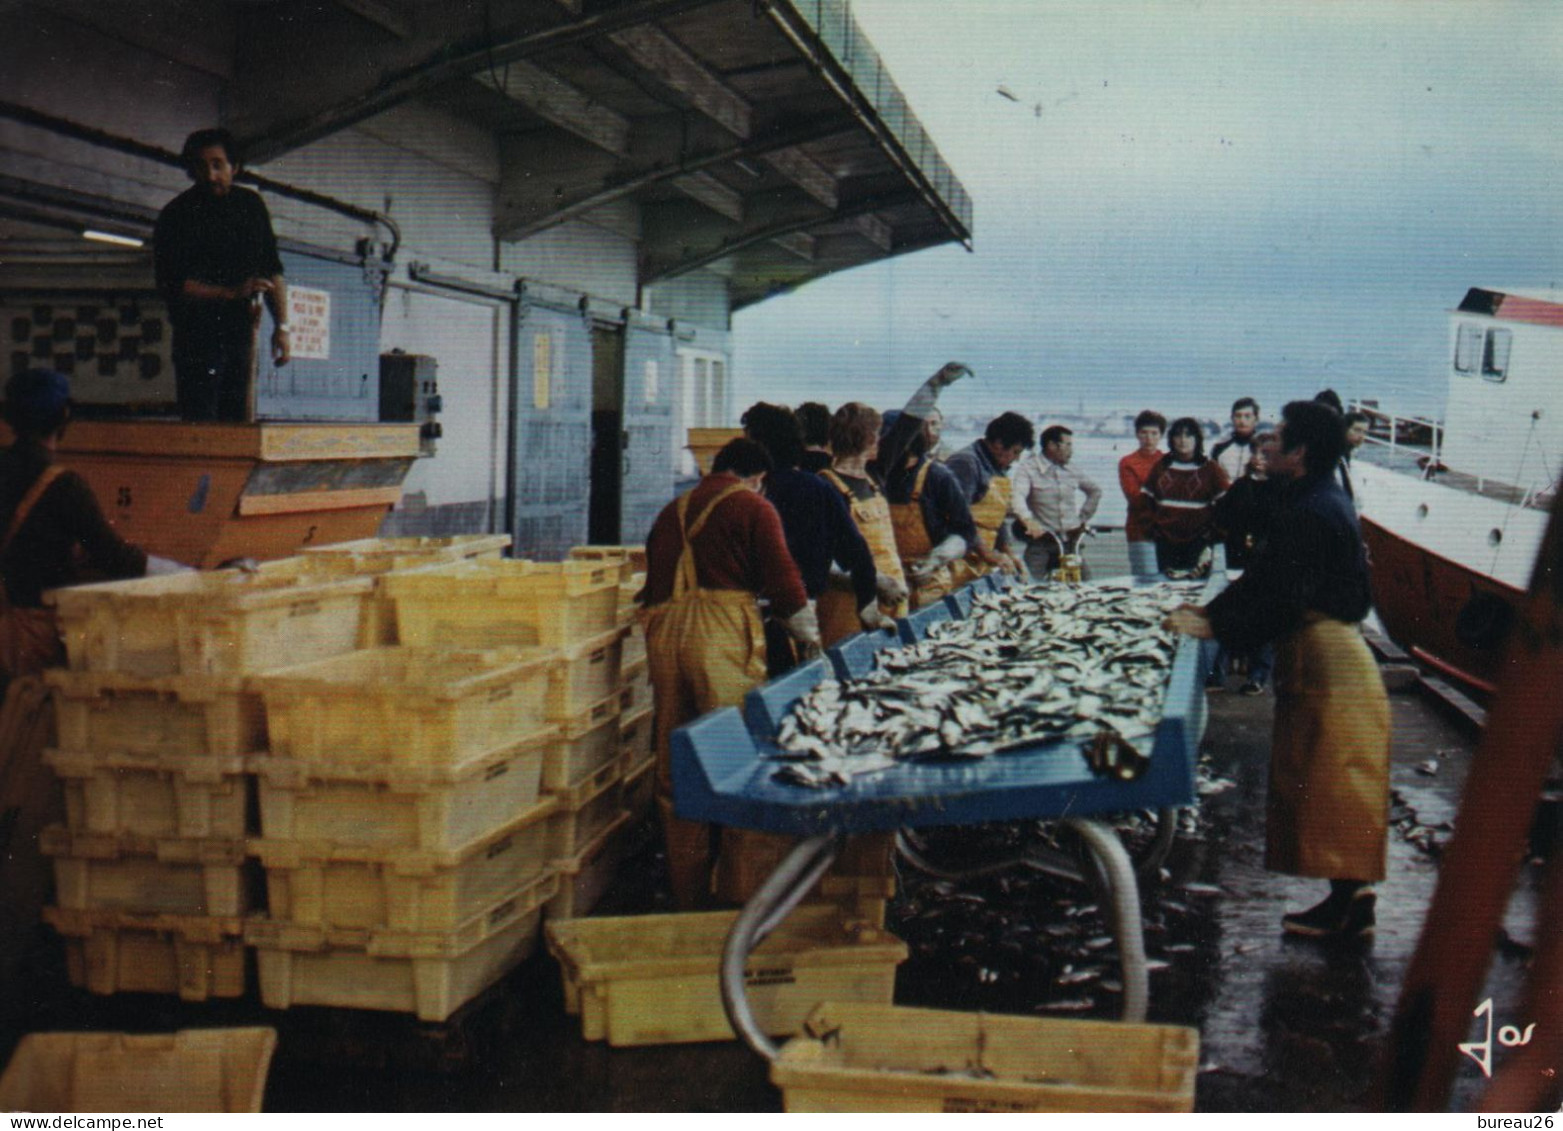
[815,402,907,647]
[640,438,814,909]
[1166,401,1389,939]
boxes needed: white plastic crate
[251,646,552,772]
[43,908,247,1001]
[249,872,557,1021]
[48,567,373,677]
[0,1027,277,1113]
[381,558,621,649]
[545,626,628,719]
[250,724,555,854]
[567,545,646,581]
[619,657,651,714]
[621,750,654,822]
[42,827,249,916]
[545,811,634,921]
[48,670,265,759]
[299,535,511,575]
[619,704,653,774]
[252,796,556,933]
[545,760,624,860]
[541,692,622,793]
[47,748,249,839]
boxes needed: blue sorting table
[671,573,1222,1057]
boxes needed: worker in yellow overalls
[944,412,1035,587]
[639,438,816,909]
[815,401,908,647]
[884,424,978,610]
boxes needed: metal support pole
[1064,817,1149,1023]
[720,833,843,1060]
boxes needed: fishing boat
[1351,287,1562,696]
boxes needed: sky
[732,1,1563,425]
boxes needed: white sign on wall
[287,286,331,360]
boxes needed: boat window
[1482,329,1511,382]
[1454,323,1482,374]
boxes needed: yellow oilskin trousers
[949,472,1012,590]
[1266,614,1392,881]
[815,470,909,647]
[645,483,768,909]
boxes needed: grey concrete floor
[5,666,1547,1112]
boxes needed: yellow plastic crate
[546,760,625,860]
[42,827,249,916]
[251,646,552,772]
[545,810,635,921]
[250,725,555,854]
[546,626,628,719]
[382,557,621,649]
[771,1003,1200,1113]
[621,753,654,822]
[567,544,647,581]
[43,908,247,1001]
[0,1027,277,1113]
[48,670,265,758]
[619,658,651,715]
[250,872,556,1022]
[47,748,249,840]
[545,904,907,1047]
[541,692,622,792]
[300,534,511,574]
[251,796,557,933]
[48,568,373,677]
[620,703,654,773]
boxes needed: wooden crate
[545,904,907,1047]
[545,760,624,860]
[48,567,373,677]
[250,872,556,1022]
[544,811,634,921]
[771,1003,1199,1113]
[546,626,628,719]
[42,908,247,1001]
[48,670,265,759]
[0,1027,277,1113]
[381,558,621,649]
[41,827,249,916]
[47,748,249,840]
[250,646,551,772]
[250,725,554,854]
[686,427,743,475]
[541,692,622,792]
[251,796,556,933]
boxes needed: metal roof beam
[233,0,723,164]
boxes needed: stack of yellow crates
[39,566,375,1001]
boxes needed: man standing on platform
[1212,397,1262,484]
[154,128,290,421]
[1011,425,1103,581]
[945,412,1033,582]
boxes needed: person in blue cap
[0,369,160,682]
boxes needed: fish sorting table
[671,571,1222,1059]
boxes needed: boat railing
[1350,400,1444,478]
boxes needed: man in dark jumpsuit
[154,128,290,421]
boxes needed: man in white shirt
[1011,425,1103,580]
[1211,397,1261,483]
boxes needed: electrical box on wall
[379,351,442,456]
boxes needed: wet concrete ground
[5,670,1547,1112]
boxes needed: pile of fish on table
[772,579,1203,788]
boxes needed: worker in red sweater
[1118,409,1166,582]
[640,438,816,908]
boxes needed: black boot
[1282,882,1376,939]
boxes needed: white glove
[145,555,194,576]
[909,534,966,581]
[875,571,909,604]
[784,602,821,647]
[859,601,896,633]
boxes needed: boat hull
[1360,514,1522,694]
